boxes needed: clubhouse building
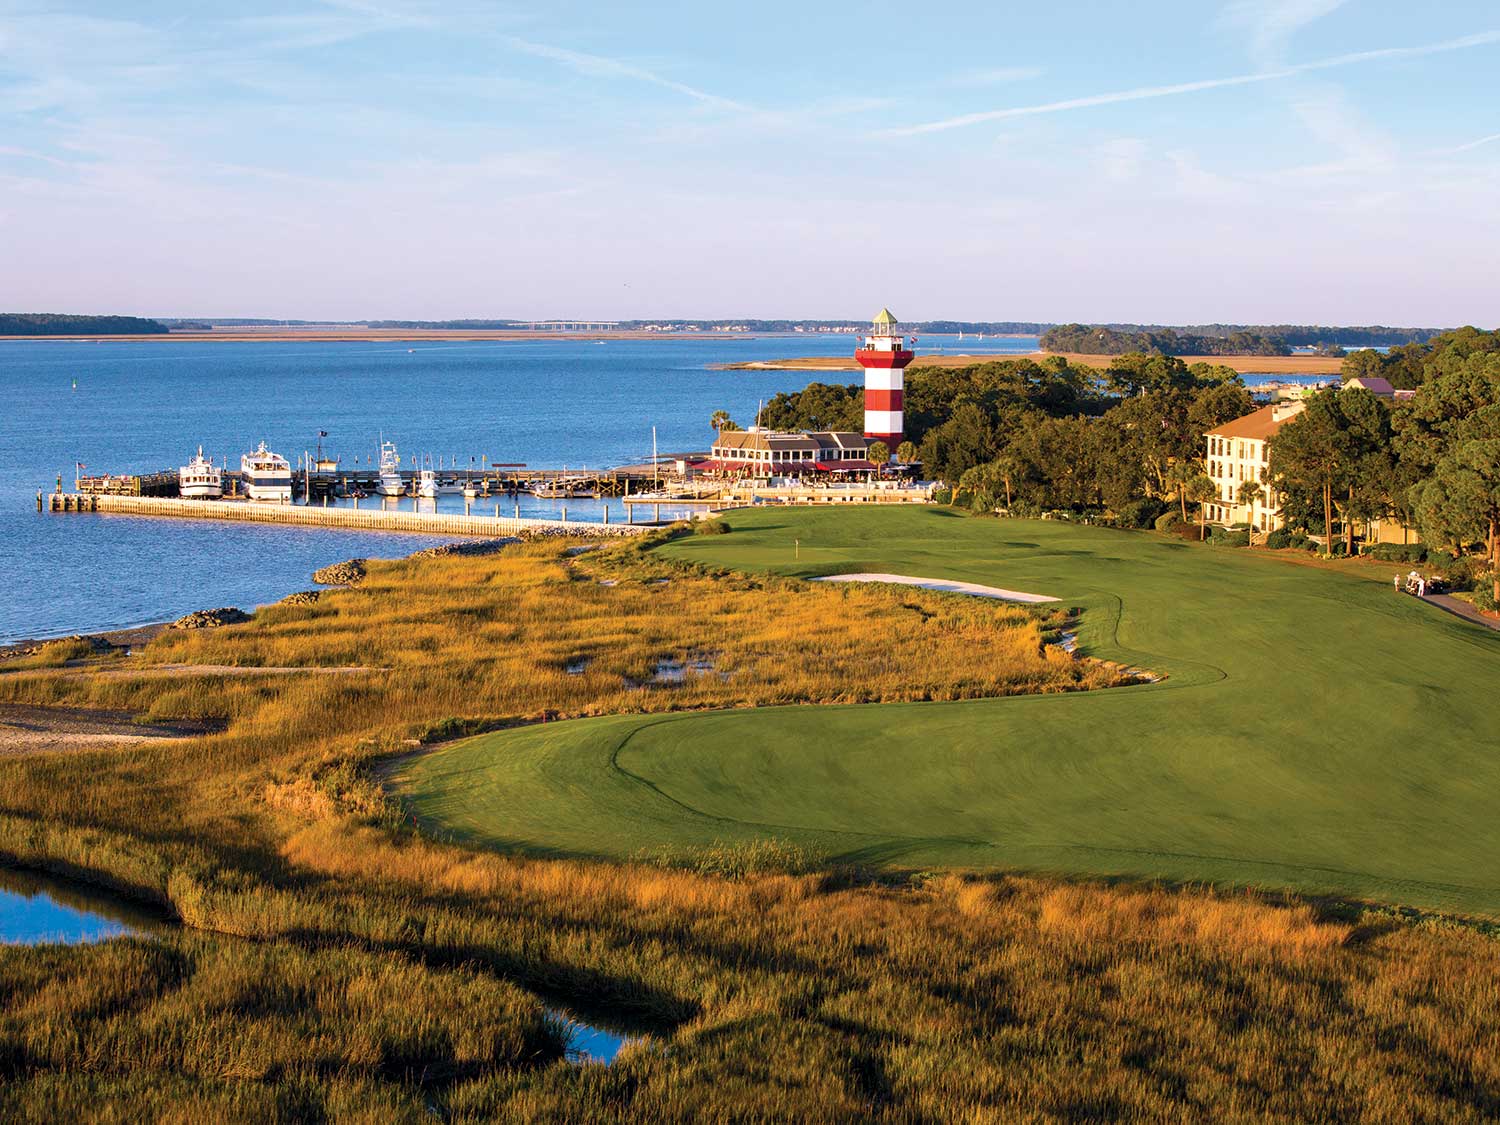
[698,429,878,476]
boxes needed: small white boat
[463,484,479,500]
[241,442,292,503]
[435,480,465,495]
[415,469,439,499]
[376,440,404,496]
[179,446,223,499]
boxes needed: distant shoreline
[0,328,763,344]
[714,351,1346,375]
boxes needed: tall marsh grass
[1,536,1497,1117]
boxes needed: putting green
[394,507,1500,916]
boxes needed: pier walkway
[45,493,648,538]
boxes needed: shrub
[1222,530,1251,548]
[1473,583,1497,613]
[1264,528,1292,550]
[694,519,730,535]
[1116,499,1167,529]
[1154,511,1183,533]
[1329,540,1349,557]
[1427,549,1456,568]
[1368,543,1426,564]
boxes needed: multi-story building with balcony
[1202,401,1306,533]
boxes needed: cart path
[1423,593,1500,631]
[809,572,1060,604]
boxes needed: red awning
[814,460,875,472]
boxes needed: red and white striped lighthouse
[855,307,914,449]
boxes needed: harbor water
[1,333,1040,642]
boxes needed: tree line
[748,328,1499,603]
[0,313,168,335]
[1277,328,1500,601]
[1042,324,1292,356]
[756,353,1254,526]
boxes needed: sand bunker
[811,573,1059,604]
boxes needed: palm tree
[896,440,919,466]
[1166,460,1199,522]
[710,410,733,434]
[1185,474,1218,541]
[867,441,890,478]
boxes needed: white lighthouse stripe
[863,369,905,392]
[864,410,902,434]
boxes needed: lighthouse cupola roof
[872,307,898,330]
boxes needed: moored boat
[179,447,223,499]
[376,440,404,496]
[241,442,292,503]
[415,469,439,499]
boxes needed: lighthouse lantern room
[854,307,914,449]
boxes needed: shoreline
[714,351,1346,375]
[0,329,768,344]
[0,621,171,660]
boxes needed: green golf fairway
[394,507,1500,916]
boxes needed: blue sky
[1,1,1496,325]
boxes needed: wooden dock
[45,493,648,538]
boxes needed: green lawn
[394,507,1500,917]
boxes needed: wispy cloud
[885,29,1500,136]
[1219,0,1350,67]
[0,145,71,167]
[1280,86,1397,179]
[504,37,750,112]
[1445,131,1500,154]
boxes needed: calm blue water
[0,867,161,944]
[0,333,1040,642]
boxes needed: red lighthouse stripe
[854,348,915,369]
[864,388,903,411]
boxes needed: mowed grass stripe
[396,507,1500,917]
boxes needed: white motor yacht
[241,442,292,503]
[179,447,223,499]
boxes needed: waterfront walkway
[46,493,647,538]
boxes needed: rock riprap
[312,559,368,586]
[410,539,518,559]
[171,608,252,630]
